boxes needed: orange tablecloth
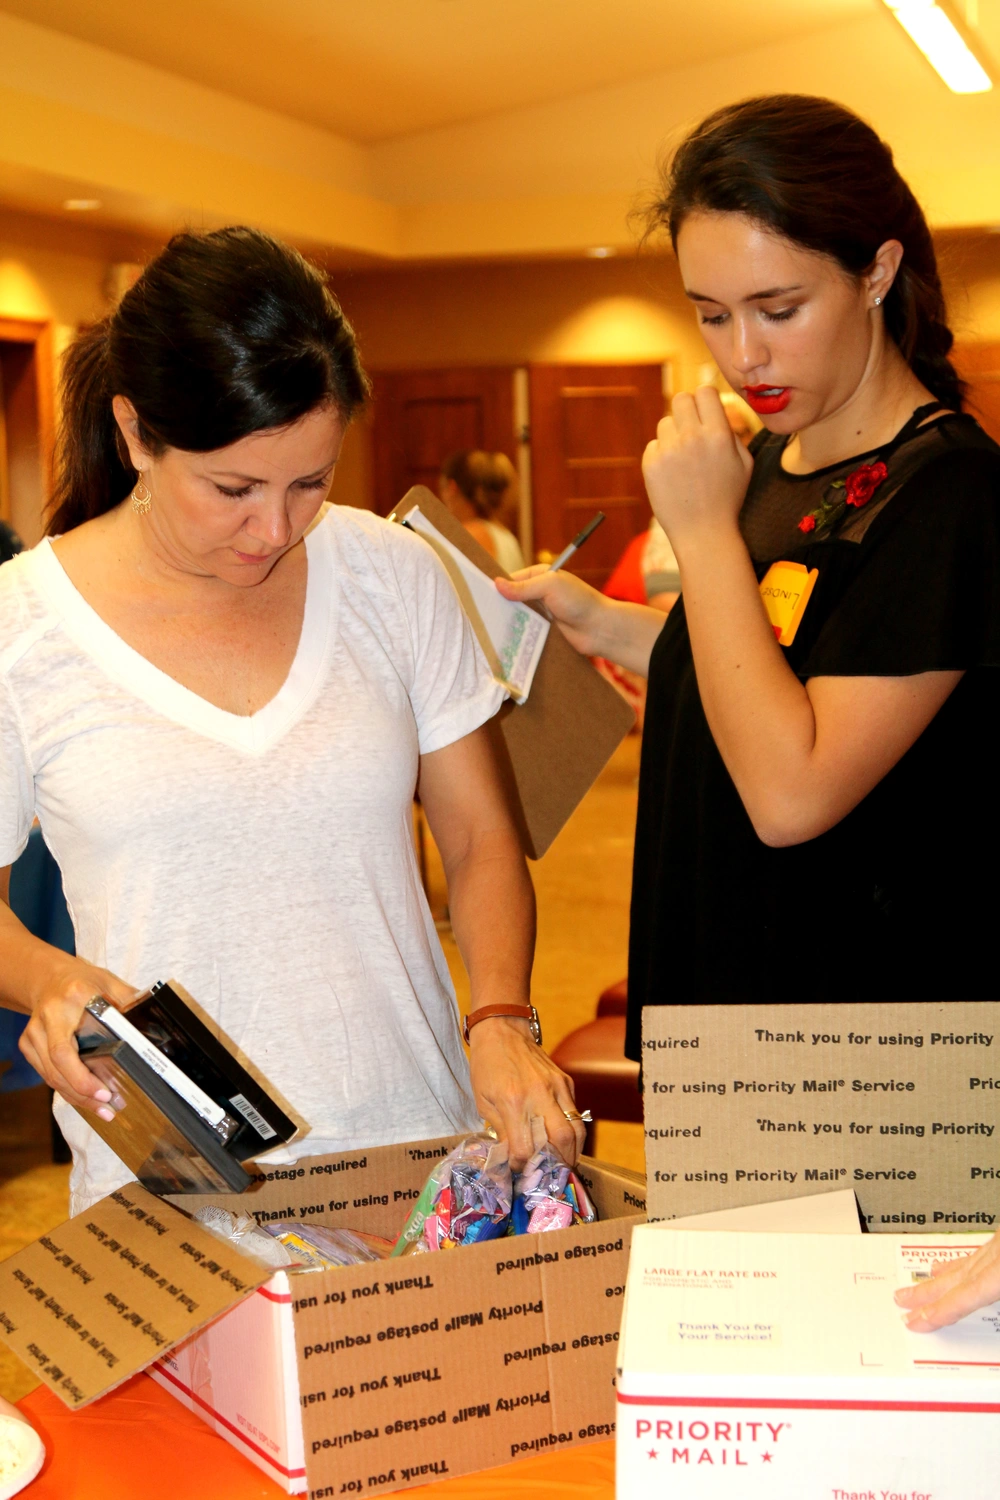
[17,1373,615,1499]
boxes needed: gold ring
[563,1109,593,1124]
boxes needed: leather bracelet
[462,1003,542,1047]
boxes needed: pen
[547,511,606,572]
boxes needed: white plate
[0,1415,45,1500]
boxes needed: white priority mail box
[668,1188,863,1235]
[617,1226,1000,1498]
[152,1268,307,1489]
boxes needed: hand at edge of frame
[894,1235,1000,1331]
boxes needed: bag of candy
[194,1205,300,1269]
[263,1223,393,1271]
[510,1139,597,1236]
[391,1134,512,1256]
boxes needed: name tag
[759,561,818,647]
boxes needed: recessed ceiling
[0,0,873,144]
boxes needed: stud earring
[874,296,882,307]
[131,474,152,515]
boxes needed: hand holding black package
[74,980,298,1195]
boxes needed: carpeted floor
[0,733,644,1401]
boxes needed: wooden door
[370,367,516,516]
[0,318,55,548]
[954,343,1000,444]
[528,363,665,588]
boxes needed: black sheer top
[626,406,1000,1060]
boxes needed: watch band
[462,1004,542,1047]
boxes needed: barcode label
[229,1093,277,1140]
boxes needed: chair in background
[550,978,639,1156]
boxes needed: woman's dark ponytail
[649,94,966,411]
[51,321,136,533]
[49,226,369,535]
[889,260,965,413]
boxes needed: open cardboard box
[0,1135,645,1496]
[617,1202,1000,1499]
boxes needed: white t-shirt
[0,506,504,1215]
[484,523,525,575]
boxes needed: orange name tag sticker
[759,560,819,647]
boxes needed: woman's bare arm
[639,389,962,845]
[417,725,584,1168]
[676,516,961,845]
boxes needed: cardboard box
[617,1223,1000,1498]
[0,1136,645,1496]
[642,1001,1000,1228]
[667,1187,864,1235]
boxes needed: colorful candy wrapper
[509,1139,597,1236]
[391,1134,512,1256]
[263,1223,393,1271]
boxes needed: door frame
[0,316,56,537]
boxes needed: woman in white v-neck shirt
[0,227,584,1214]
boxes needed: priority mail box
[0,1135,644,1496]
[617,1225,1000,1499]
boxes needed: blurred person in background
[439,449,526,572]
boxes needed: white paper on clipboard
[406,505,549,703]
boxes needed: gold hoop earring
[131,475,152,515]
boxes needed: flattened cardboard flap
[0,1184,270,1407]
[642,1001,1000,1229]
[392,487,635,858]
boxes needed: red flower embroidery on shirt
[844,459,888,508]
[797,514,817,533]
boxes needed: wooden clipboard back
[392,487,635,858]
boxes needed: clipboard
[392,487,635,858]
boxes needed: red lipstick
[743,385,791,415]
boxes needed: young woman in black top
[501,90,1000,1328]
[500,95,1000,1041]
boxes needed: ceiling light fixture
[882,0,992,92]
[587,246,616,259]
[63,198,102,211]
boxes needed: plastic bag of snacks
[194,1206,300,1269]
[263,1223,393,1271]
[391,1134,512,1256]
[510,1139,597,1235]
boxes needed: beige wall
[939,233,1000,345]
[4,211,1000,521]
[0,210,120,332]
[336,252,704,379]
